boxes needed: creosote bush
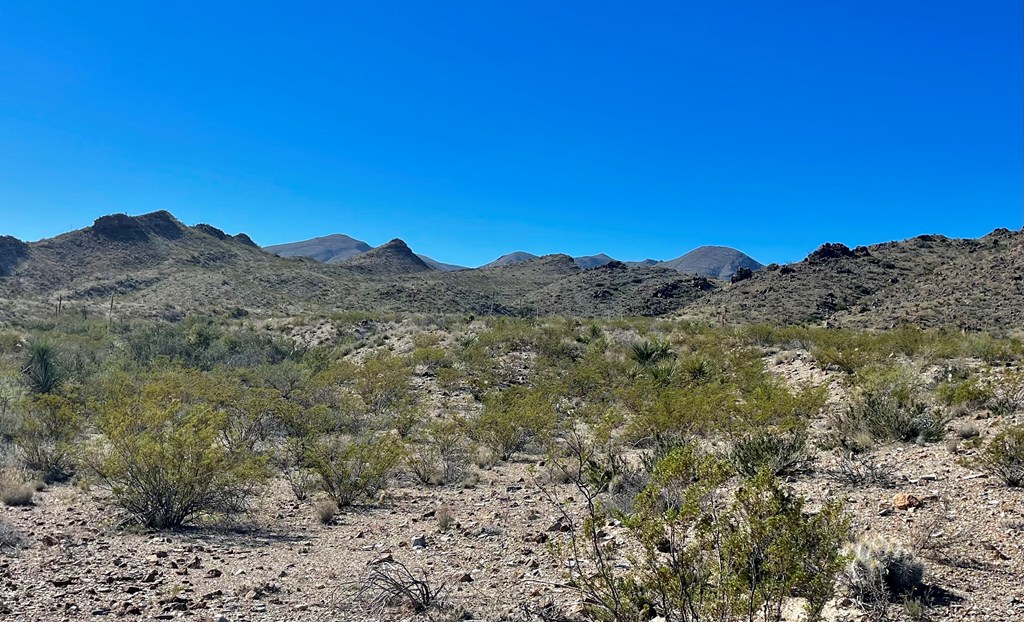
[307,433,404,506]
[547,436,850,622]
[976,424,1024,487]
[92,388,269,528]
[472,387,556,460]
[11,394,84,483]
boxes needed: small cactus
[843,536,924,602]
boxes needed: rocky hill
[659,245,764,279]
[688,229,1024,330]
[337,239,434,275]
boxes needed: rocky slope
[690,229,1024,330]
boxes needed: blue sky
[1,2,1020,266]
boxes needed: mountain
[338,239,434,275]
[659,246,764,279]
[416,255,467,271]
[574,253,616,269]
[265,234,372,263]
[3,210,1021,331]
[481,251,539,269]
[686,230,1024,329]
[625,259,660,267]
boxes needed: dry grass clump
[315,499,339,525]
[0,468,35,506]
[436,507,454,532]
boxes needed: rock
[458,573,474,583]
[411,534,428,548]
[205,568,222,578]
[892,493,923,511]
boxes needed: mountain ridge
[2,211,1020,331]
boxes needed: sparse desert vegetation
[0,312,1021,620]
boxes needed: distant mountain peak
[659,246,763,279]
[265,233,372,263]
[574,253,617,269]
[481,251,539,269]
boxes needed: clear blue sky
[1,2,1020,266]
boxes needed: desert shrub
[561,444,850,622]
[315,500,338,525]
[829,455,894,488]
[976,425,1024,487]
[936,376,993,409]
[472,386,557,460]
[625,381,736,445]
[727,425,809,477]
[117,319,290,370]
[406,419,469,485]
[826,372,950,449]
[736,381,826,430]
[307,433,405,506]
[985,368,1024,417]
[92,397,269,528]
[23,339,63,394]
[355,351,421,435]
[10,394,84,482]
[842,536,924,604]
[810,342,869,375]
[0,468,35,506]
[357,558,447,615]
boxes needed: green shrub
[976,425,1024,487]
[472,387,557,460]
[92,398,269,528]
[355,351,421,435]
[11,394,84,482]
[936,376,993,408]
[599,453,848,622]
[405,419,469,485]
[307,433,405,506]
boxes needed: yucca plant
[629,339,674,368]
[23,340,62,394]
